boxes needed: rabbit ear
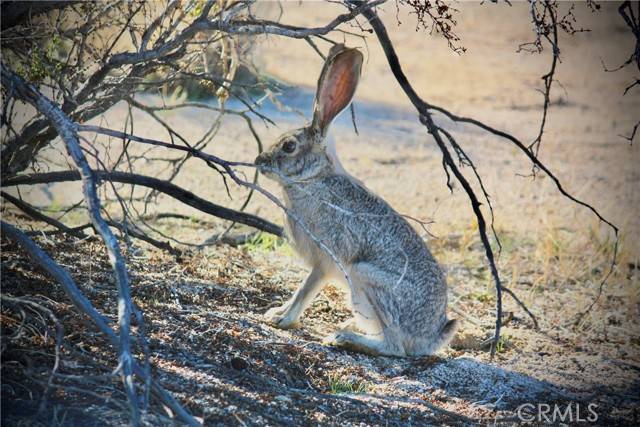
[311,45,363,138]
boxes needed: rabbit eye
[282,139,297,153]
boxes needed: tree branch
[357,1,617,353]
[1,191,88,239]
[1,62,140,423]
[3,170,284,238]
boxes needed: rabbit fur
[255,45,457,357]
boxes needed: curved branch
[423,113,504,357]
[529,0,559,156]
[104,219,181,256]
[213,0,387,38]
[3,170,284,237]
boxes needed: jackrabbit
[255,45,457,356]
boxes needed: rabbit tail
[411,318,459,356]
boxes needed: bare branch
[212,0,387,38]
[526,0,560,157]
[422,113,504,357]
[3,170,284,237]
[1,191,88,239]
[103,218,181,256]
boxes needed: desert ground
[2,1,639,425]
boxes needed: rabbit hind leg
[323,328,406,357]
[326,267,406,356]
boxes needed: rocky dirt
[2,223,638,425]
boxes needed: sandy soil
[2,1,639,426]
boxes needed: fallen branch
[104,218,181,256]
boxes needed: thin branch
[527,0,560,158]
[78,124,253,168]
[620,120,639,145]
[436,129,538,328]
[104,218,181,256]
[500,285,539,330]
[423,113,504,357]
[209,0,388,38]
[437,127,502,254]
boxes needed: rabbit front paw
[263,305,300,329]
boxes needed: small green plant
[495,334,512,353]
[242,232,293,255]
[22,33,64,83]
[468,290,493,303]
[328,375,368,395]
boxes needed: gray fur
[255,46,456,357]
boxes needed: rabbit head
[255,45,363,183]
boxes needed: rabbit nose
[255,152,269,166]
